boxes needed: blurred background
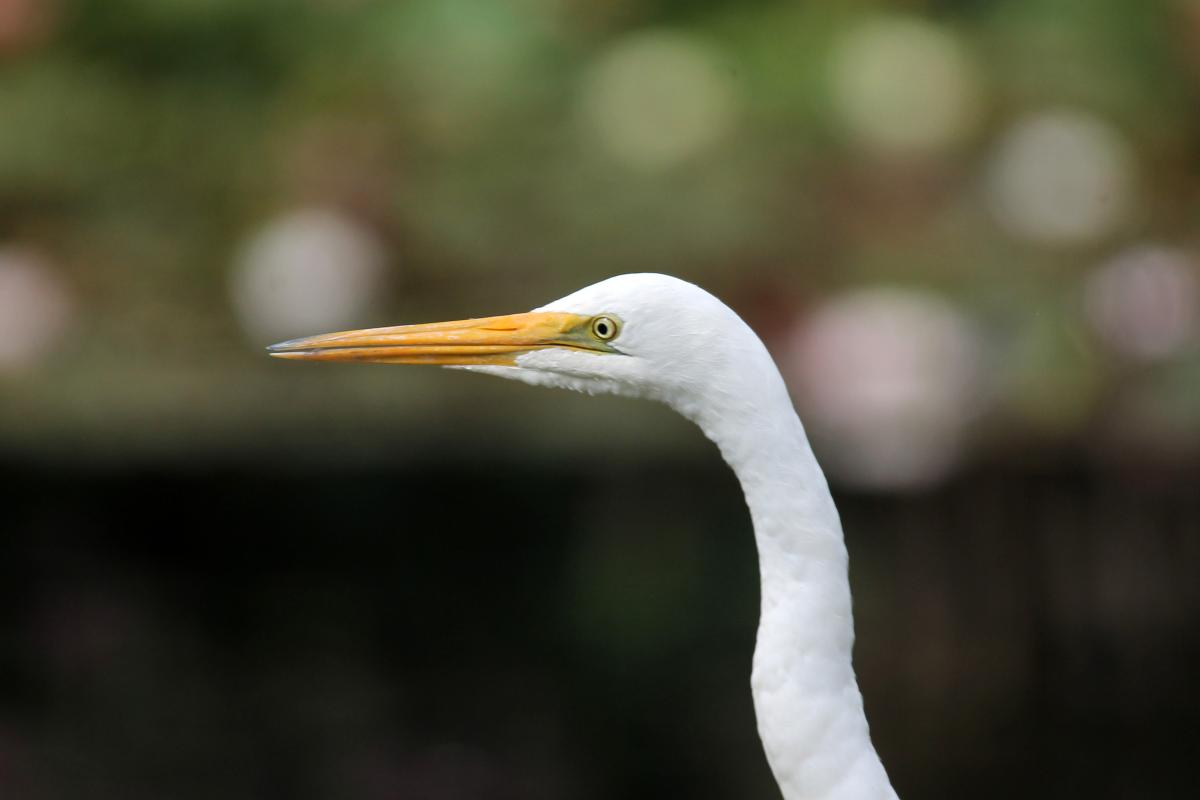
[3,0,1200,797]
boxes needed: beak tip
[267,338,303,353]
[267,338,315,359]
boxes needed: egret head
[269,273,768,413]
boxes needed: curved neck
[674,356,897,800]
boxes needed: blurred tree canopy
[0,0,1198,481]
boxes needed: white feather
[462,274,898,800]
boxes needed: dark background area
[3,0,1200,797]
[4,446,1199,798]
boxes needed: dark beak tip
[267,338,305,353]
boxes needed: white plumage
[271,273,899,800]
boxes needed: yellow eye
[590,315,619,340]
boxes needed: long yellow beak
[267,311,606,366]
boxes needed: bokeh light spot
[830,16,982,156]
[785,288,983,490]
[578,30,739,172]
[985,109,1136,247]
[0,246,73,371]
[384,0,549,149]
[0,0,57,53]
[230,208,391,344]
[1084,245,1199,361]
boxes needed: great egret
[269,273,899,800]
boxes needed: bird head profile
[269,272,781,426]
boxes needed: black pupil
[596,321,609,336]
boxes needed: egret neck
[671,341,897,800]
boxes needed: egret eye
[591,316,618,340]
